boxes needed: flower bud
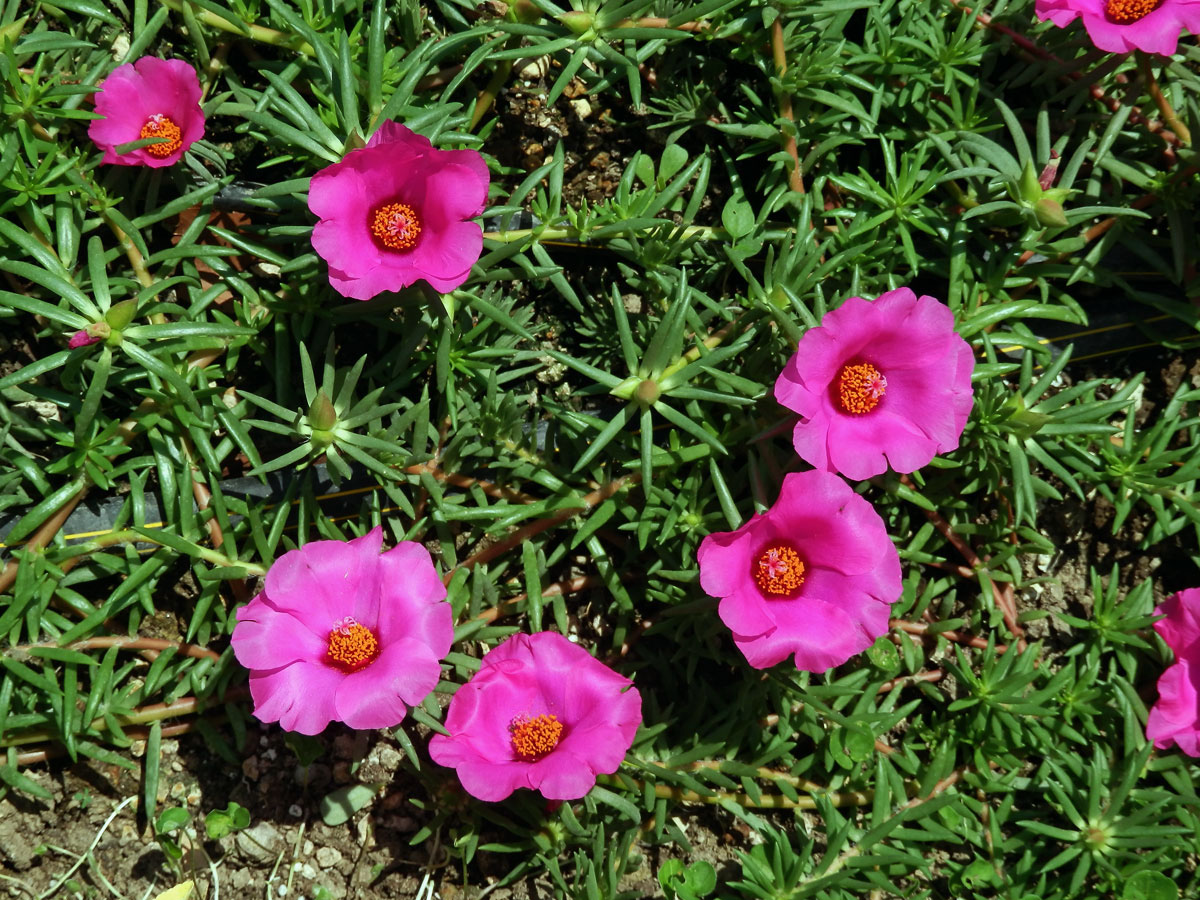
[104,298,138,330]
[634,379,661,406]
[306,390,338,431]
[1034,197,1068,228]
[559,10,595,36]
[1017,159,1041,205]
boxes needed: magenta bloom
[1147,588,1200,755]
[308,121,490,300]
[231,527,453,735]
[68,329,103,349]
[428,632,641,802]
[1036,0,1200,55]
[698,469,901,673]
[88,58,205,168]
[774,287,974,481]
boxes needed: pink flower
[88,58,205,168]
[774,287,974,481]
[68,329,103,349]
[231,527,453,735]
[1035,0,1200,55]
[308,121,490,300]
[428,632,642,802]
[1147,588,1200,755]
[697,469,902,673]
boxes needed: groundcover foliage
[2,0,1200,896]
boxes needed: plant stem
[897,475,1026,648]
[470,57,513,132]
[770,16,805,195]
[56,528,267,575]
[444,474,638,583]
[5,636,220,662]
[1137,52,1191,146]
[4,691,244,748]
[0,477,90,595]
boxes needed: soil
[0,722,749,899]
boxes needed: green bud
[104,298,138,331]
[559,10,595,36]
[512,0,542,23]
[634,379,661,406]
[307,390,338,432]
[1017,159,1041,204]
[1033,197,1068,228]
[1002,393,1052,440]
[0,15,28,44]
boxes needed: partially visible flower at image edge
[88,57,205,168]
[428,632,642,802]
[230,527,453,735]
[698,468,902,673]
[1035,0,1200,55]
[774,287,974,482]
[1146,587,1200,755]
[308,121,490,301]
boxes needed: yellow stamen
[753,543,806,597]
[835,362,887,415]
[326,617,380,672]
[370,202,422,251]
[510,714,563,760]
[139,114,184,159]
[1105,0,1163,23]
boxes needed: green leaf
[319,783,381,826]
[721,198,754,240]
[205,802,251,839]
[1122,872,1178,900]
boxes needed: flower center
[509,714,563,761]
[325,616,380,672]
[1104,0,1163,22]
[753,543,806,597]
[835,362,887,415]
[139,114,184,159]
[370,202,422,251]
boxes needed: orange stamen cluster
[835,362,887,415]
[753,543,806,597]
[326,617,380,672]
[370,202,422,251]
[139,114,184,159]
[510,713,563,760]
[1104,0,1162,22]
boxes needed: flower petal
[1147,659,1200,756]
[248,662,344,735]
[333,636,443,729]
[261,527,384,633]
[373,541,452,651]
[231,600,326,671]
[527,748,600,800]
